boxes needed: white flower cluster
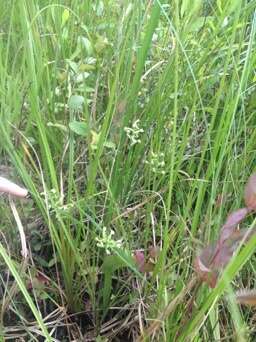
[40,189,74,213]
[96,227,123,254]
[145,151,165,175]
[124,119,144,146]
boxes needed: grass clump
[0,0,256,340]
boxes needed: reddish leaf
[195,227,256,288]
[224,228,256,246]
[148,246,160,259]
[134,251,145,272]
[213,241,234,268]
[220,208,249,244]
[235,289,256,306]
[134,250,156,273]
[195,242,235,288]
[27,272,50,290]
[194,255,218,288]
[194,243,218,288]
[213,228,256,270]
[195,173,256,289]
[244,173,256,210]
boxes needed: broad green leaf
[101,254,127,315]
[69,121,89,136]
[67,60,79,73]
[101,249,141,316]
[79,36,93,56]
[75,72,90,83]
[68,95,85,112]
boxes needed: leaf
[148,246,160,258]
[195,227,256,288]
[194,243,218,288]
[91,130,100,150]
[195,172,256,289]
[134,248,159,273]
[94,35,109,54]
[67,60,79,73]
[225,228,256,246]
[48,258,57,268]
[28,272,50,291]
[61,8,70,27]
[69,121,89,137]
[90,130,115,150]
[0,176,28,198]
[213,241,235,268]
[75,72,90,83]
[194,257,218,288]
[94,0,104,16]
[220,208,249,243]
[79,63,95,72]
[223,208,249,230]
[235,289,256,306]
[79,36,93,56]
[188,17,212,32]
[180,0,189,17]
[134,251,145,272]
[244,173,256,210]
[180,0,202,18]
[47,122,68,132]
[68,95,85,112]
[101,250,136,315]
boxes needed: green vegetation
[0,0,256,340]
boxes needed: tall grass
[0,0,255,340]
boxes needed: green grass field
[0,1,256,341]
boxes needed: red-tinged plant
[194,173,256,289]
[134,246,159,273]
[27,271,50,291]
[134,251,146,272]
[244,173,256,210]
